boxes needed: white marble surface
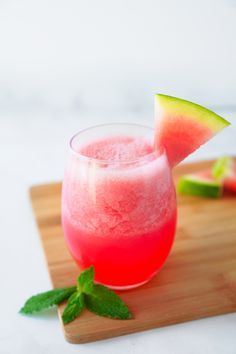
[0,108,235,354]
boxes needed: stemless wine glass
[61,123,176,289]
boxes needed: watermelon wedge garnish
[155,94,230,166]
[212,156,236,192]
[177,156,236,198]
[177,170,223,198]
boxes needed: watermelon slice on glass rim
[155,94,230,167]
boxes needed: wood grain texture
[30,159,236,344]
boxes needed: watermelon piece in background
[212,156,236,193]
[155,94,230,167]
[177,170,223,198]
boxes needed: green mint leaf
[20,286,76,314]
[62,292,85,324]
[85,284,132,320]
[77,266,94,294]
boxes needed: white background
[0,1,236,353]
[1,0,236,113]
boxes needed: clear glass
[61,123,177,289]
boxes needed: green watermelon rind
[155,94,230,133]
[212,156,232,179]
[177,175,222,198]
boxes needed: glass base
[100,279,150,290]
[98,271,159,290]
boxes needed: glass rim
[69,122,163,165]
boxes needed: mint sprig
[20,266,133,324]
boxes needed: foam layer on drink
[79,136,153,162]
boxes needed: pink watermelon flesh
[196,169,214,181]
[155,94,230,166]
[223,162,236,192]
[225,177,236,192]
[160,118,213,166]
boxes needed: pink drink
[62,124,176,289]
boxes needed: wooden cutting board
[30,159,236,344]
